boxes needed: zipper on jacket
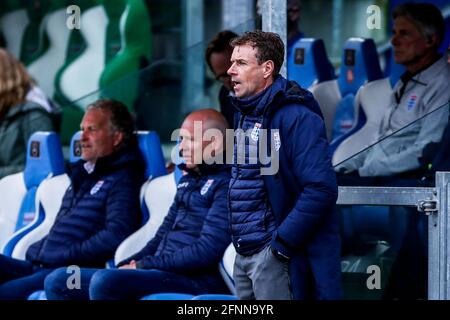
[228,114,246,235]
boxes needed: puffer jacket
[26,145,145,268]
[120,163,231,281]
[230,75,342,300]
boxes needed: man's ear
[263,60,275,79]
[113,131,124,147]
[426,34,438,48]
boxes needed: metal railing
[337,171,450,300]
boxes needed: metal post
[429,172,450,299]
[261,0,287,77]
[181,0,205,114]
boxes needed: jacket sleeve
[63,174,141,265]
[135,180,231,273]
[359,102,449,177]
[117,201,178,266]
[271,107,338,257]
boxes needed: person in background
[205,30,238,128]
[0,48,54,179]
[0,99,144,299]
[44,109,232,300]
[287,0,304,59]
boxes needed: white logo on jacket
[273,132,281,152]
[90,180,104,195]
[200,179,214,195]
[178,182,189,189]
[251,123,262,142]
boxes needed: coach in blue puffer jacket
[0,100,144,300]
[44,109,232,300]
[228,31,341,300]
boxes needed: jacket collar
[70,144,145,179]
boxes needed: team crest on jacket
[251,123,262,142]
[90,180,104,195]
[407,94,418,110]
[273,132,281,151]
[200,179,214,195]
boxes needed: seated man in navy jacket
[0,99,144,300]
[44,109,232,300]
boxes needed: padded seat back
[113,169,180,265]
[8,131,88,260]
[287,38,335,89]
[219,243,237,295]
[331,38,383,142]
[1,131,65,256]
[332,78,392,166]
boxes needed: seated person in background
[335,2,449,301]
[336,2,450,183]
[286,0,304,58]
[0,48,54,179]
[44,109,232,300]
[0,99,144,300]
[205,30,238,128]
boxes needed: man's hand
[119,260,137,269]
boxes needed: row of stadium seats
[287,37,405,167]
[0,130,166,258]
[0,130,238,300]
[0,0,152,143]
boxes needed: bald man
[44,109,232,300]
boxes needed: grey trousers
[233,245,292,300]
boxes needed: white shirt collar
[83,161,96,174]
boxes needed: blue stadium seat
[287,38,337,140]
[102,131,168,268]
[6,131,86,260]
[69,131,82,163]
[287,38,335,89]
[332,77,392,166]
[137,131,167,194]
[27,290,47,300]
[112,132,172,266]
[191,294,237,300]
[141,293,194,300]
[113,167,181,266]
[330,38,383,150]
[1,132,65,256]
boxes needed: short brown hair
[230,30,285,77]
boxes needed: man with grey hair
[337,2,450,179]
[336,2,449,300]
[0,99,145,299]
